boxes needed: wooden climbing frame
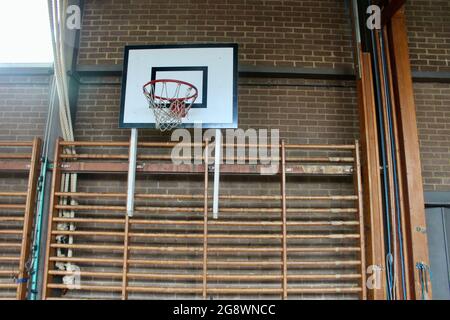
[42,138,366,300]
[0,138,41,300]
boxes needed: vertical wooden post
[42,138,63,299]
[357,53,387,300]
[16,137,41,300]
[354,140,367,300]
[387,8,432,299]
[121,215,130,300]
[202,143,209,299]
[280,140,288,300]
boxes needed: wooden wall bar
[42,139,366,300]
[0,138,41,300]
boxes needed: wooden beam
[354,140,367,300]
[58,162,353,176]
[382,0,406,26]
[357,53,387,300]
[387,8,432,300]
[16,137,41,300]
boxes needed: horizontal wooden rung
[54,192,357,201]
[0,217,24,222]
[43,271,360,282]
[50,243,124,251]
[0,256,20,262]
[46,218,359,227]
[48,270,122,278]
[126,286,202,294]
[49,257,122,264]
[57,141,355,150]
[0,283,18,289]
[53,217,125,224]
[0,154,31,159]
[0,230,23,235]
[0,141,33,147]
[0,243,21,248]
[0,204,25,209]
[288,287,362,293]
[47,283,122,292]
[0,192,27,197]
[51,230,124,237]
[129,245,202,253]
[0,270,18,275]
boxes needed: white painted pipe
[213,129,222,219]
[127,128,138,217]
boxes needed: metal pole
[213,129,222,219]
[351,0,362,79]
[126,128,138,217]
[203,143,209,298]
[29,157,48,300]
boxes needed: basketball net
[143,80,198,131]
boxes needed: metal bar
[203,143,208,299]
[213,129,221,219]
[30,148,49,300]
[280,140,288,300]
[17,137,41,300]
[126,128,138,217]
[351,0,362,79]
[121,215,130,300]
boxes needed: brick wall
[406,0,450,72]
[415,82,450,191]
[0,75,49,141]
[405,0,450,191]
[75,77,359,144]
[78,0,353,69]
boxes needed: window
[0,0,53,64]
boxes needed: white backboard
[119,44,238,129]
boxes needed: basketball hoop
[143,79,198,131]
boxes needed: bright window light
[0,0,53,63]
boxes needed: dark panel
[425,207,450,299]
